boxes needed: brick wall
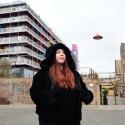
[0,78,33,104]
[0,78,100,105]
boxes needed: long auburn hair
[49,61,76,89]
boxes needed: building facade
[71,44,79,69]
[115,60,121,74]
[120,43,125,97]
[0,1,62,78]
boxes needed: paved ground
[82,105,125,125]
[0,105,125,125]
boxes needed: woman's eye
[56,51,60,53]
[56,49,65,54]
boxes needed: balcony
[0,26,50,47]
[0,36,46,53]
[6,56,40,69]
[0,46,45,61]
[0,15,55,44]
[0,5,27,14]
[0,6,55,42]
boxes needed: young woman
[30,43,93,125]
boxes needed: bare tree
[0,58,12,77]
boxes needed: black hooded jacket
[30,43,93,122]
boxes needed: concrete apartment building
[0,1,62,78]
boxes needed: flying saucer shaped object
[93,34,103,40]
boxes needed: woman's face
[56,49,66,64]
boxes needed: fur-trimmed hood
[40,43,76,72]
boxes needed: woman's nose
[60,52,64,55]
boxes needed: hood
[40,43,76,72]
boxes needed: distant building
[115,60,121,75]
[120,43,125,97]
[120,43,125,74]
[0,1,62,78]
[71,44,79,68]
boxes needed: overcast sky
[1,0,125,74]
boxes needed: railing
[0,36,46,53]
[4,57,40,69]
[0,6,57,44]
[0,15,52,42]
[0,46,45,61]
[0,25,50,47]
[0,5,27,14]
